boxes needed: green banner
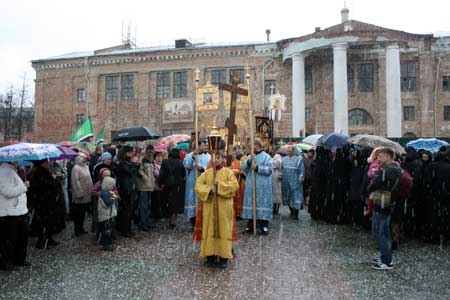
[96,126,105,145]
[70,117,94,142]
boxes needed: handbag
[371,173,400,209]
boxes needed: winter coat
[28,165,66,235]
[137,158,155,192]
[368,162,403,214]
[98,190,118,222]
[71,160,94,204]
[0,163,28,217]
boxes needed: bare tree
[17,73,29,141]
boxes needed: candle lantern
[207,127,222,155]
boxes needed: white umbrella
[302,134,323,146]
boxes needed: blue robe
[279,155,305,209]
[183,152,211,218]
[241,151,273,221]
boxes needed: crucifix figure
[219,71,248,166]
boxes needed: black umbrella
[112,127,161,142]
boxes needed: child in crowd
[97,175,119,251]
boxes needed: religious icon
[203,92,213,104]
[197,83,219,111]
[270,93,287,122]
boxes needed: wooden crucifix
[219,71,248,166]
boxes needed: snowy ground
[1,208,449,300]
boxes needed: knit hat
[100,152,112,161]
[101,176,115,190]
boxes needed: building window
[305,65,313,94]
[347,64,354,93]
[156,72,170,99]
[77,89,86,102]
[403,106,415,121]
[162,129,176,136]
[443,76,450,92]
[444,106,450,121]
[211,69,227,85]
[305,107,312,122]
[121,74,134,100]
[357,63,374,92]
[173,71,188,98]
[76,113,85,127]
[105,76,119,101]
[401,62,416,92]
[229,69,245,84]
[348,108,373,125]
[264,80,276,95]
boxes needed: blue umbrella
[318,133,350,149]
[406,138,449,153]
[176,142,190,151]
[0,143,63,162]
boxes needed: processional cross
[219,71,248,166]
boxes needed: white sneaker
[371,261,393,270]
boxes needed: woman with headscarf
[401,147,422,238]
[421,151,450,243]
[309,147,333,220]
[113,146,139,237]
[0,161,29,270]
[29,159,66,249]
[71,154,93,236]
[158,148,185,227]
[412,150,433,238]
[349,147,369,226]
[93,152,114,184]
[326,147,351,224]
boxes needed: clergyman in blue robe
[183,142,211,224]
[279,145,305,219]
[241,139,273,235]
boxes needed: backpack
[397,169,413,200]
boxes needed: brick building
[32,8,450,143]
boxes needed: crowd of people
[1,138,449,271]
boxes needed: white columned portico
[332,43,349,135]
[291,52,305,137]
[385,44,402,137]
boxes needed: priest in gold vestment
[195,151,239,269]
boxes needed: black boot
[273,203,279,215]
[217,257,229,269]
[292,209,299,220]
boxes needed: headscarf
[100,152,112,162]
[101,176,116,190]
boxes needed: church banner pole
[208,128,221,239]
[246,65,257,236]
[194,68,200,180]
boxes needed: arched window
[348,109,374,126]
[402,132,417,139]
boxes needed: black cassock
[309,147,333,221]
[422,153,450,242]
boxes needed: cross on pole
[219,71,248,166]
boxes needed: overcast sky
[1,0,449,96]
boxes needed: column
[385,43,402,137]
[292,52,305,137]
[332,43,349,135]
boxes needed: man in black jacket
[367,147,402,270]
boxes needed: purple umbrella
[49,146,79,161]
